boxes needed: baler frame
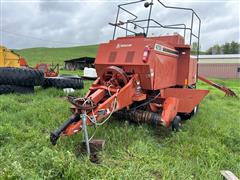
[50,0,237,159]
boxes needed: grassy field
[0,47,239,179]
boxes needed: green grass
[1,46,240,179]
[16,45,98,66]
[0,77,239,179]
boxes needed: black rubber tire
[172,116,182,132]
[0,67,44,86]
[42,77,84,89]
[0,85,34,95]
[191,105,199,117]
[179,105,199,120]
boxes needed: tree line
[191,41,240,55]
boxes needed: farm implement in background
[50,0,237,157]
[0,46,28,68]
[35,63,84,89]
[198,76,237,97]
[36,63,59,77]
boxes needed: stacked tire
[0,67,44,95]
[0,67,84,95]
[42,77,84,89]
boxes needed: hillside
[16,45,98,66]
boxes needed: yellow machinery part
[0,46,20,67]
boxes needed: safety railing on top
[111,0,201,60]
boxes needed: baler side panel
[176,48,190,86]
[153,52,177,89]
[95,38,156,90]
[188,57,197,85]
[95,38,152,65]
[161,88,209,113]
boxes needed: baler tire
[0,85,34,95]
[172,116,181,132]
[178,105,199,120]
[178,113,190,121]
[0,67,44,86]
[42,77,84,89]
[190,105,199,117]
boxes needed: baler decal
[116,43,132,48]
[154,44,179,56]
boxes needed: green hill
[16,45,99,66]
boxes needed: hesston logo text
[116,44,132,48]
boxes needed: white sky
[0,0,239,50]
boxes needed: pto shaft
[116,110,163,126]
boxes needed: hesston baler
[50,0,237,154]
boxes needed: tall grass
[0,78,239,179]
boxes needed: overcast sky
[0,0,239,50]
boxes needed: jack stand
[81,113,91,155]
[80,113,105,163]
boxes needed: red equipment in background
[19,58,28,67]
[50,0,237,154]
[36,63,59,77]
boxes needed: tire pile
[0,67,84,95]
[43,77,84,89]
[0,67,43,95]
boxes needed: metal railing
[111,0,201,59]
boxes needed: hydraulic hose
[50,114,80,145]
